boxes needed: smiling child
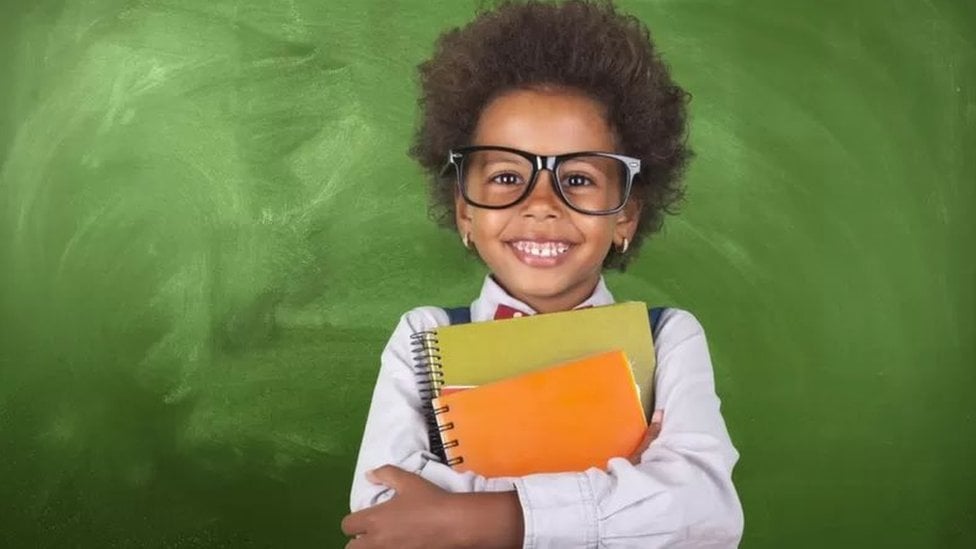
[342,2,743,547]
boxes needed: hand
[341,465,456,549]
[341,465,524,549]
[628,409,664,464]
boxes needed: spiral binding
[433,404,464,466]
[410,331,448,462]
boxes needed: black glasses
[444,146,640,215]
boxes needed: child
[342,1,743,547]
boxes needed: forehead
[471,88,617,154]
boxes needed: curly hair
[410,0,691,270]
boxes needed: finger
[629,429,653,464]
[643,410,664,446]
[341,509,369,537]
[651,409,664,425]
[345,536,369,549]
[629,411,665,464]
[645,421,662,443]
[629,433,651,463]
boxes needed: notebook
[410,301,656,412]
[431,350,647,477]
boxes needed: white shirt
[350,275,743,548]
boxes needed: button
[512,311,524,318]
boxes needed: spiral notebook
[410,301,655,404]
[410,301,656,462]
[430,350,647,477]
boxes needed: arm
[345,417,663,549]
[350,307,517,512]
[350,308,742,548]
[344,468,524,549]
[509,309,743,548]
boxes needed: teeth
[513,241,570,257]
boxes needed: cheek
[577,217,617,245]
[470,210,512,236]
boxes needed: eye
[489,172,524,186]
[562,174,594,187]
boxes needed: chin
[513,277,578,301]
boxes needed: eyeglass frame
[443,145,641,216]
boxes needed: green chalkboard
[1,0,974,547]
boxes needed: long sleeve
[511,309,743,548]
[349,299,743,548]
[349,307,515,512]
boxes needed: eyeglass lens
[459,149,626,212]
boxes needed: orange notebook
[431,350,647,477]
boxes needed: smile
[510,240,571,258]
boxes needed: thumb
[365,464,415,490]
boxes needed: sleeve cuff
[513,472,599,549]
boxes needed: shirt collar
[469,274,616,322]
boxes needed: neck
[491,274,602,314]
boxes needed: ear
[455,188,473,237]
[614,198,642,244]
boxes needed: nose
[520,169,563,219]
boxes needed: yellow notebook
[431,350,647,477]
[411,301,657,414]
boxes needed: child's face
[455,87,640,313]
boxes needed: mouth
[507,240,573,267]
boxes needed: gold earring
[462,232,471,249]
[617,237,629,254]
